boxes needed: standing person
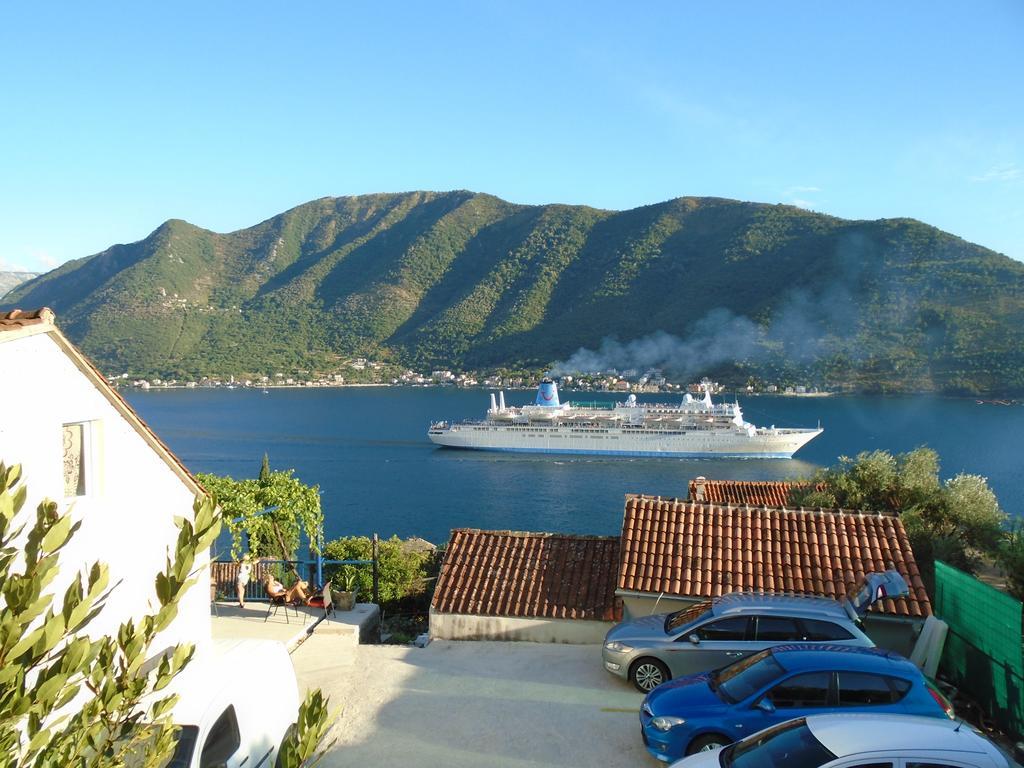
[236,554,252,608]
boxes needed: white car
[670,713,1017,768]
[156,638,301,768]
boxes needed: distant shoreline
[122,385,1020,403]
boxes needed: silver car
[670,713,1019,768]
[603,571,907,692]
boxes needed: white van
[157,638,300,768]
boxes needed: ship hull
[427,424,822,459]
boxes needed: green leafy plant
[336,566,359,593]
[0,461,335,767]
[322,536,434,605]
[198,458,323,575]
[0,461,219,766]
[790,448,1006,590]
[996,521,1024,602]
[277,690,337,768]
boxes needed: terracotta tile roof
[618,495,931,618]
[432,529,622,621]
[689,477,825,507]
[0,307,55,331]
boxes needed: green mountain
[5,191,1024,394]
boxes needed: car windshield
[715,649,786,703]
[720,718,836,768]
[665,600,712,633]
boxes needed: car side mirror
[688,633,700,645]
[756,697,775,714]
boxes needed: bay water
[125,387,1024,547]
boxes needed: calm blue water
[124,388,1024,546]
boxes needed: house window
[62,422,88,497]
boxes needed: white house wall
[429,607,612,644]
[0,332,210,652]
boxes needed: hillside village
[113,359,826,398]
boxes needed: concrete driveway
[291,638,649,768]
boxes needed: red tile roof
[0,307,55,331]
[618,495,930,618]
[432,529,622,621]
[689,478,825,507]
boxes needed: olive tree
[0,462,333,766]
[790,448,1006,580]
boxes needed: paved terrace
[211,602,379,649]
[291,640,647,768]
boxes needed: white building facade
[0,309,212,652]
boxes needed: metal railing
[212,557,374,603]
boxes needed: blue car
[639,644,954,763]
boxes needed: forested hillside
[6,191,1024,394]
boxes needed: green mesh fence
[934,560,1024,737]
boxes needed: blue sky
[1,1,1021,272]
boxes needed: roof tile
[689,478,825,507]
[618,495,931,618]
[432,529,622,621]
[0,307,55,331]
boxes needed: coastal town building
[0,308,213,651]
[617,494,930,655]
[430,529,621,643]
[430,489,930,656]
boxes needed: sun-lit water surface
[124,387,1024,546]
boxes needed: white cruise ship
[428,380,822,458]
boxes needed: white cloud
[782,185,821,197]
[35,252,59,269]
[970,163,1022,183]
[780,186,822,210]
[0,257,32,273]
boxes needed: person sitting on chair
[263,573,309,605]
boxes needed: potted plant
[332,566,359,611]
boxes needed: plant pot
[332,589,357,611]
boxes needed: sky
[1,1,1022,272]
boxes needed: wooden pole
[372,533,379,605]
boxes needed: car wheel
[686,734,731,755]
[630,658,670,692]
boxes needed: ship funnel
[499,391,506,410]
[535,378,560,407]
[490,393,497,412]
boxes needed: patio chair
[304,580,334,621]
[264,582,300,624]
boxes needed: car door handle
[724,652,744,657]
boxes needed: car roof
[151,639,292,725]
[806,713,999,759]
[769,644,916,675]
[711,593,851,621]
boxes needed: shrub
[997,522,1024,601]
[794,448,1006,587]
[322,536,435,606]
